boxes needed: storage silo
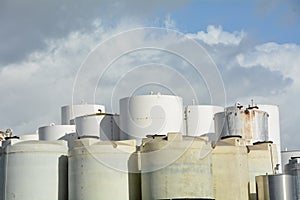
[75,113,120,141]
[18,133,38,140]
[282,150,300,171]
[214,107,269,145]
[247,142,278,200]
[68,138,139,200]
[38,124,76,148]
[212,136,249,200]
[226,104,282,171]
[285,157,300,200]
[61,104,105,125]
[257,104,282,172]
[256,174,298,200]
[74,114,103,139]
[141,133,214,200]
[119,94,183,145]
[2,139,68,200]
[185,105,224,138]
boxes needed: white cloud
[234,41,300,149]
[1,20,299,150]
[237,42,300,80]
[186,25,246,46]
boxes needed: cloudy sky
[1,0,300,149]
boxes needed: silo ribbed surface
[212,136,249,200]
[119,95,183,145]
[68,138,139,200]
[2,139,68,200]
[141,133,214,200]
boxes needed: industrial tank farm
[0,93,298,200]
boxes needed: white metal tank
[257,104,282,171]
[2,139,68,200]
[119,94,183,145]
[61,104,105,125]
[38,124,76,148]
[75,114,103,139]
[214,107,269,145]
[75,113,120,140]
[68,138,139,200]
[141,133,214,200]
[185,105,224,137]
[18,133,38,140]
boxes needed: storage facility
[0,93,298,200]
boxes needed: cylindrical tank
[119,94,183,145]
[141,133,214,200]
[214,107,269,144]
[68,138,139,200]
[285,157,300,199]
[227,104,282,171]
[61,104,105,125]
[256,174,298,200]
[212,136,249,200]
[185,105,224,137]
[18,133,38,140]
[248,142,278,200]
[257,104,282,172]
[38,124,76,148]
[74,114,103,138]
[74,113,119,140]
[2,139,68,200]
[282,150,300,171]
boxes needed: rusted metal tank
[214,106,269,144]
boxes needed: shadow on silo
[58,155,68,200]
[128,150,141,200]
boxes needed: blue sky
[170,0,300,44]
[0,0,300,150]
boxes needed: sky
[0,0,300,149]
